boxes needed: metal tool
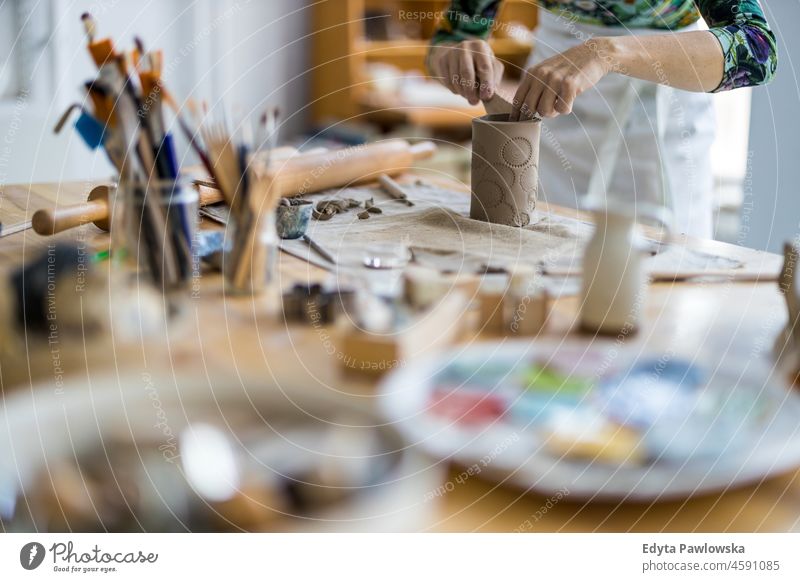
[302,234,336,265]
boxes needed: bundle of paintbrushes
[193,106,283,295]
[54,13,207,290]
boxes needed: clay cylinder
[471,114,540,227]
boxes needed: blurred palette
[379,341,800,500]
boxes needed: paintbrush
[160,95,217,183]
[81,12,115,68]
[201,116,241,207]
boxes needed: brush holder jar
[112,178,199,292]
[471,114,540,227]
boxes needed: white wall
[742,1,800,252]
[0,0,311,185]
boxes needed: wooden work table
[0,178,796,533]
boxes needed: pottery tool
[377,174,414,207]
[301,234,337,266]
[482,93,541,121]
[53,104,106,150]
[0,220,33,238]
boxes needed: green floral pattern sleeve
[430,0,777,92]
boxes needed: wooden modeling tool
[482,92,541,121]
[377,174,414,206]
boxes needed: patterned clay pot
[471,114,540,227]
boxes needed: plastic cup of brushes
[223,210,279,296]
[112,177,199,292]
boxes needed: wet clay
[471,114,540,227]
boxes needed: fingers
[430,46,454,93]
[433,40,499,105]
[471,41,498,101]
[443,54,459,95]
[537,83,559,118]
[555,78,577,114]
[513,70,546,121]
[509,76,530,122]
[492,58,505,95]
[457,50,479,105]
[513,65,580,119]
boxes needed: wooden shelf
[311,0,538,126]
[360,37,531,60]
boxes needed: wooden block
[477,292,507,335]
[339,293,467,377]
[506,291,549,337]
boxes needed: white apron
[530,10,716,238]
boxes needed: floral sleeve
[697,0,778,92]
[430,0,499,45]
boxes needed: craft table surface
[0,178,796,533]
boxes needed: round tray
[379,340,800,501]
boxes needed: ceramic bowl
[276,201,313,239]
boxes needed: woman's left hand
[510,39,614,121]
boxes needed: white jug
[579,202,669,335]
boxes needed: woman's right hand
[429,39,504,105]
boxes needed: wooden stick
[377,174,414,206]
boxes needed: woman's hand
[510,39,614,121]
[429,39,505,105]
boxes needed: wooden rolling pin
[32,184,114,235]
[32,183,224,236]
[264,139,437,197]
